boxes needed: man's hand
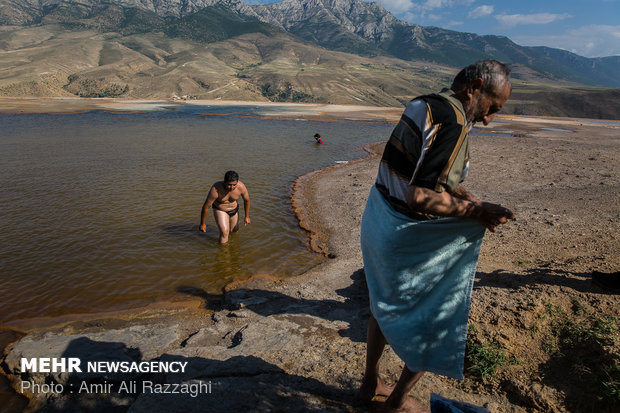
[477,202,515,232]
[244,217,251,226]
[199,223,206,232]
[406,186,514,231]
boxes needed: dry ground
[296,116,619,412]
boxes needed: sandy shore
[1,100,619,412]
[0,96,404,122]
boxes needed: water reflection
[212,240,243,281]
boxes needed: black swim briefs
[215,204,239,217]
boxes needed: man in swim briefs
[199,170,251,244]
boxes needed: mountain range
[1,0,618,118]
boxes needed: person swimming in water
[314,133,323,143]
[199,170,251,244]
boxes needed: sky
[245,0,620,58]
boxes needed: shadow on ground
[26,336,366,412]
[475,267,616,295]
[177,268,370,343]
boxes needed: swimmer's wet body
[216,204,239,217]
[200,171,251,244]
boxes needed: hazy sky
[246,0,620,58]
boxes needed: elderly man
[359,60,515,412]
[199,170,251,244]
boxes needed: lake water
[0,105,394,325]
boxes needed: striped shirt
[376,89,472,219]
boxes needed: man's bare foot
[357,377,395,402]
[383,395,429,413]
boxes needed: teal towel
[430,393,490,412]
[361,185,485,379]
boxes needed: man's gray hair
[451,60,511,96]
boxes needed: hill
[249,0,620,88]
[0,0,618,119]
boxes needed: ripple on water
[0,109,393,325]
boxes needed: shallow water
[540,127,573,133]
[0,106,393,325]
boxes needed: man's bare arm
[406,185,514,232]
[199,187,218,232]
[241,185,251,225]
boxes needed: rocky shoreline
[1,103,619,412]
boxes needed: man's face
[466,82,511,126]
[225,180,238,191]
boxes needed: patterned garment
[376,88,472,219]
[361,186,485,379]
[361,89,485,379]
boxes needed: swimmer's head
[224,170,239,183]
[224,170,239,190]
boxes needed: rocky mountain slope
[248,0,620,88]
[2,0,618,87]
[0,0,619,118]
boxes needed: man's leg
[229,212,240,233]
[383,367,426,413]
[358,314,394,401]
[213,209,231,244]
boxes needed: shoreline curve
[290,141,385,257]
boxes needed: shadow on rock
[130,354,357,412]
[32,336,357,412]
[22,337,147,412]
[177,269,370,342]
